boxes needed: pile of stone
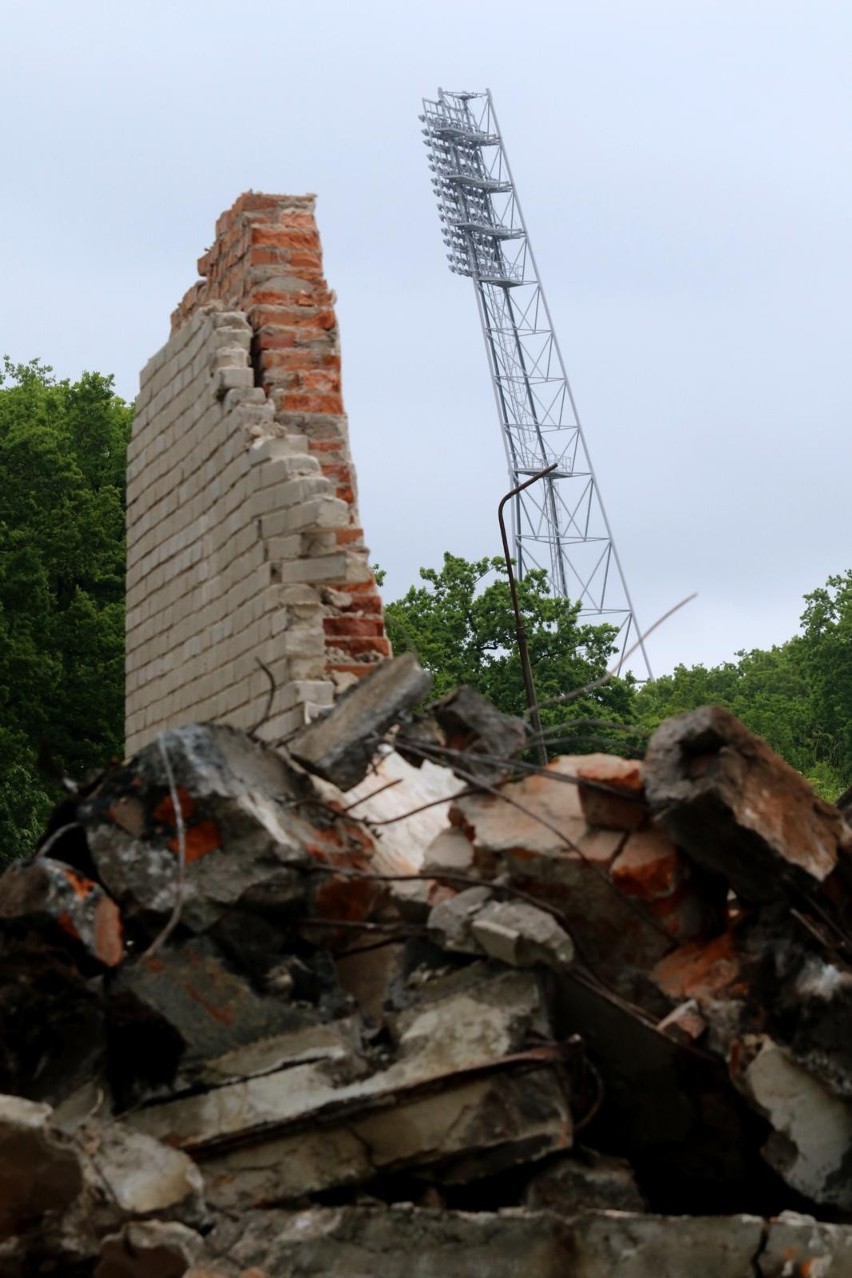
[4,655,852,1276]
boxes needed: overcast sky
[2,0,849,676]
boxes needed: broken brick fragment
[0,858,123,968]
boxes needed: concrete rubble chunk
[427,684,528,783]
[427,888,574,969]
[643,705,849,903]
[89,1123,206,1226]
[0,858,124,967]
[731,1034,852,1210]
[288,651,433,790]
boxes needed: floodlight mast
[420,88,651,678]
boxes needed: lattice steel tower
[420,88,650,677]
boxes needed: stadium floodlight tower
[420,88,651,678]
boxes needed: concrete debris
[6,694,852,1273]
[288,650,433,789]
[643,704,850,904]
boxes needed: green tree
[635,572,852,799]
[383,553,637,754]
[0,358,132,861]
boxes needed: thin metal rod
[498,464,557,765]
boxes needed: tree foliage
[0,358,132,861]
[636,571,852,798]
[383,553,637,754]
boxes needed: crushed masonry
[4,663,852,1274]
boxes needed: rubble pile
[3,657,852,1275]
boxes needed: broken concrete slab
[88,1122,206,1227]
[198,1204,574,1278]
[427,886,494,954]
[643,705,850,904]
[128,966,557,1153]
[203,1066,571,1209]
[471,898,575,970]
[563,1210,766,1278]
[288,651,432,790]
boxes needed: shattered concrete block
[428,685,528,784]
[0,858,124,968]
[730,1034,852,1210]
[643,705,850,904]
[84,724,316,932]
[203,1068,571,1209]
[288,652,432,790]
[95,1220,203,1278]
[427,886,493,954]
[88,1122,206,1226]
[470,900,574,970]
[575,755,647,831]
[0,1094,84,1238]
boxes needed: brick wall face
[125,193,388,756]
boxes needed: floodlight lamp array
[421,93,523,284]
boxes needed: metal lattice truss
[420,88,650,676]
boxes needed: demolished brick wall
[125,194,388,756]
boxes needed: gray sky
[2,0,850,676]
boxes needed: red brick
[576,756,647,831]
[323,616,386,638]
[252,227,321,251]
[282,392,344,415]
[335,527,365,546]
[651,932,743,1002]
[610,825,682,899]
[326,636,391,657]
